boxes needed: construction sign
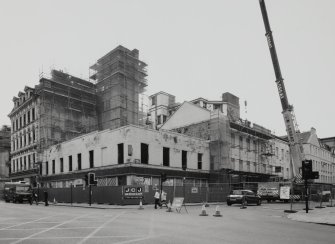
[123,186,143,199]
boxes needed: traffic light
[311,171,319,180]
[88,173,97,186]
[161,173,167,182]
[302,160,313,179]
[84,174,88,185]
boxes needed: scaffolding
[37,70,98,154]
[89,46,148,130]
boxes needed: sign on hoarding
[123,186,143,199]
[279,186,290,200]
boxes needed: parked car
[227,189,261,206]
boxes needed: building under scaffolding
[90,45,148,130]
[37,70,98,152]
[9,70,98,184]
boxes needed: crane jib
[276,79,289,111]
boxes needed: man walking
[154,190,160,209]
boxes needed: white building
[40,125,210,188]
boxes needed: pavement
[287,205,335,226]
[44,200,335,226]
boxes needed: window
[141,143,149,164]
[239,136,243,148]
[163,147,170,167]
[247,161,250,171]
[69,156,72,171]
[28,155,31,169]
[162,115,167,123]
[46,161,49,175]
[231,133,235,146]
[23,114,26,126]
[182,150,187,170]
[118,143,124,164]
[60,158,64,172]
[151,96,156,106]
[23,156,26,170]
[40,163,43,175]
[52,160,55,174]
[27,111,30,123]
[32,108,35,120]
[246,138,250,151]
[89,150,94,168]
[77,153,82,170]
[198,153,203,170]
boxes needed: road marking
[77,211,126,244]
[0,235,146,241]
[9,213,92,244]
[0,214,59,230]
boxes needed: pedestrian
[44,191,49,206]
[32,188,39,205]
[160,190,167,208]
[154,189,160,209]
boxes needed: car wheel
[227,202,232,206]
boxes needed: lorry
[257,182,301,203]
[3,181,32,204]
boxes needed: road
[0,201,333,244]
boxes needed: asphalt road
[0,201,333,244]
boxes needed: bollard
[44,191,49,206]
[138,199,144,210]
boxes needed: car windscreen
[232,190,242,195]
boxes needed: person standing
[160,190,167,208]
[154,190,160,209]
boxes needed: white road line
[0,235,145,241]
[112,235,161,244]
[0,214,60,230]
[76,211,126,244]
[9,213,92,244]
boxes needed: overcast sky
[1,0,334,138]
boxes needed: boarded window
[77,153,82,170]
[60,158,64,172]
[89,150,94,168]
[69,156,72,172]
[163,147,170,167]
[52,160,55,174]
[198,153,202,170]
[141,143,149,164]
[118,143,124,164]
[182,150,187,170]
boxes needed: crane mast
[259,0,304,178]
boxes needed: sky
[0,0,334,138]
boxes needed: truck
[257,182,301,203]
[3,181,32,204]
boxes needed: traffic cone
[240,198,247,209]
[166,201,172,212]
[138,199,144,210]
[53,197,57,204]
[213,205,222,217]
[199,204,208,216]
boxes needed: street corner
[287,208,335,226]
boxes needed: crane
[258,0,304,179]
